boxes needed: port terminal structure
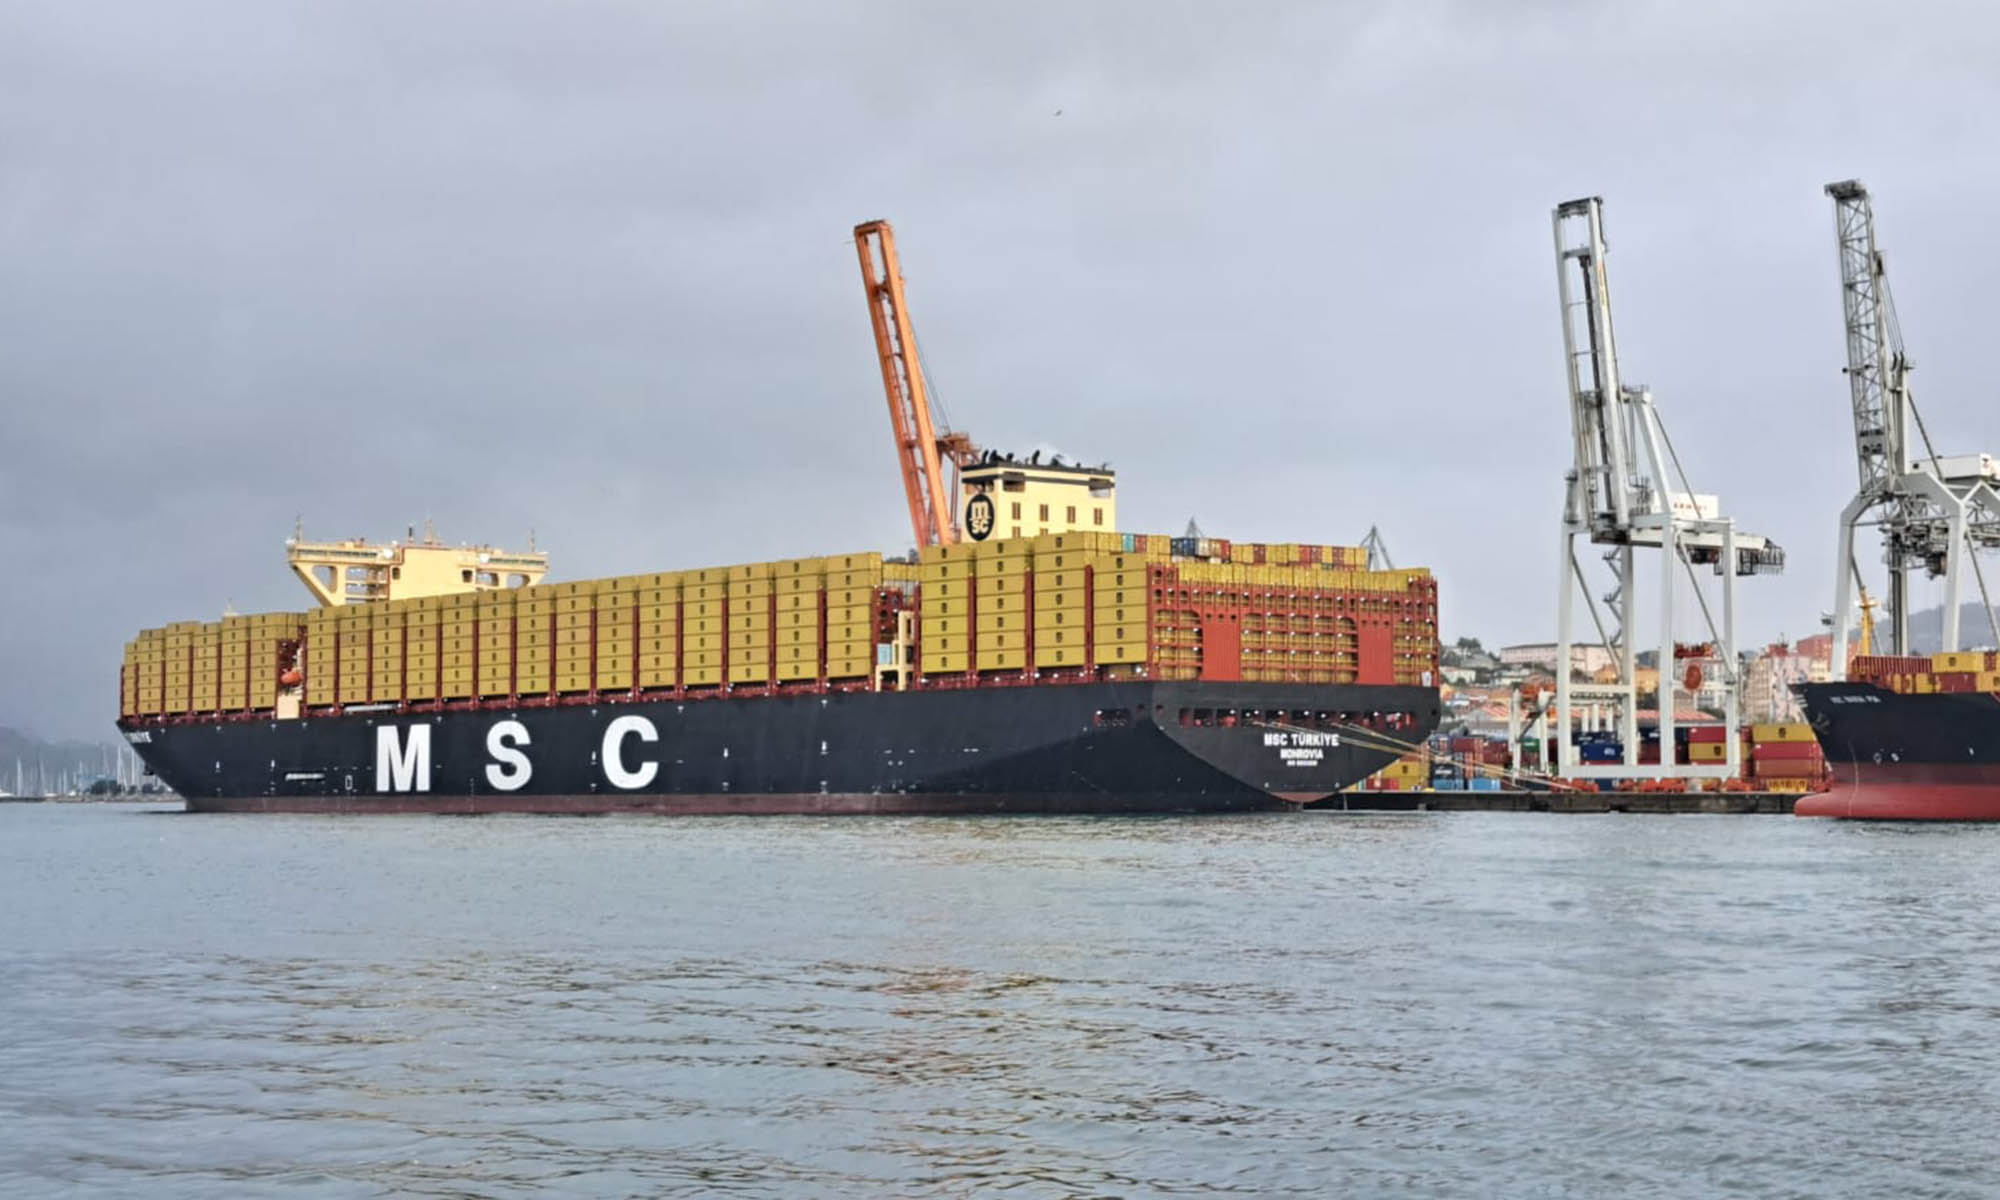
[1550,197,1785,781]
[1823,181,2000,674]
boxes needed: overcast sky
[4,0,1998,740]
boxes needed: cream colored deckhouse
[959,453,1115,543]
[287,531,548,607]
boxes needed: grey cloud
[3,0,1997,738]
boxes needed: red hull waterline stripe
[1796,763,2000,821]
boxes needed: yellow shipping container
[1933,652,1982,673]
[918,541,977,565]
[975,554,1032,579]
[923,596,970,620]
[1040,604,1088,632]
[1096,636,1144,664]
[921,651,969,674]
[920,615,969,640]
[1750,723,1816,744]
[1034,645,1088,668]
[921,577,970,604]
[975,630,1028,652]
[638,656,677,687]
[976,575,1027,597]
[1093,622,1145,645]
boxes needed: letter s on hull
[602,715,659,790]
[485,720,532,791]
[376,724,431,793]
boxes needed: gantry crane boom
[1551,196,1782,780]
[854,220,970,547]
[1825,181,2000,670]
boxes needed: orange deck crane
[853,220,977,547]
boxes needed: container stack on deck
[120,532,1438,720]
[1848,652,2000,695]
[125,616,302,718]
[1746,722,1823,792]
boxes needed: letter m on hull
[376,725,432,793]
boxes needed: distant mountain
[1867,602,2000,654]
[0,725,127,790]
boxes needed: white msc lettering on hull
[376,724,431,793]
[603,715,659,789]
[485,720,532,791]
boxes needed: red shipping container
[1754,741,1823,761]
[1939,671,1979,693]
[1686,725,1729,744]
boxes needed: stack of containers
[918,542,973,675]
[977,539,1030,672]
[1930,651,2000,693]
[440,594,476,699]
[220,616,251,711]
[133,630,166,716]
[1750,722,1823,791]
[1030,537,1097,670]
[1090,552,1149,668]
[336,606,370,705]
[726,564,772,686]
[1686,724,1730,766]
[191,623,221,713]
[513,588,551,695]
[772,559,820,683]
[120,638,142,718]
[370,601,404,703]
[162,622,196,714]
[476,589,516,698]
[304,608,337,707]
[405,597,440,702]
[984,540,1048,672]
[552,581,594,694]
[683,570,725,687]
[637,573,678,689]
[825,553,882,680]
[596,577,637,693]
[1362,756,1426,791]
[246,614,302,710]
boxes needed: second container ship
[1797,653,2000,820]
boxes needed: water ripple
[3,805,1999,1197]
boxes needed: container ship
[117,502,1440,815]
[1796,653,2000,820]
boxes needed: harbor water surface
[3,803,1996,1197]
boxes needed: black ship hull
[121,681,1439,815]
[1796,680,2000,820]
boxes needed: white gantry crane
[1551,197,1784,779]
[1824,180,2000,671]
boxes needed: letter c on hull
[602,715,659,790]
[485,720,532,791]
